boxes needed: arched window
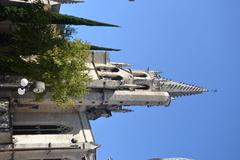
[13,125,72,135]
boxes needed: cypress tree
[50,13,119,27]
[0,33,120,55]
[89,45,120,51]
[0,5,119,27]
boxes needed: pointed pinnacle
[159,78,208,98]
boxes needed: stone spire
[159,78,208,98]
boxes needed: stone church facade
[0,1,206,159]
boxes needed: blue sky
[61,1,240,159]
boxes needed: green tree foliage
[34,40,90,105]
[0,2,48,23]
[0,2,59,56]
[0,32,120,53]
[0,40,90,106]
[0,1,93,106]
[0,3,119,27]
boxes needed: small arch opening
[96,67,119,72]
[111,68,120,72]
[135,84,150,90]
[133,72,148,78]
[100,75,123,81]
